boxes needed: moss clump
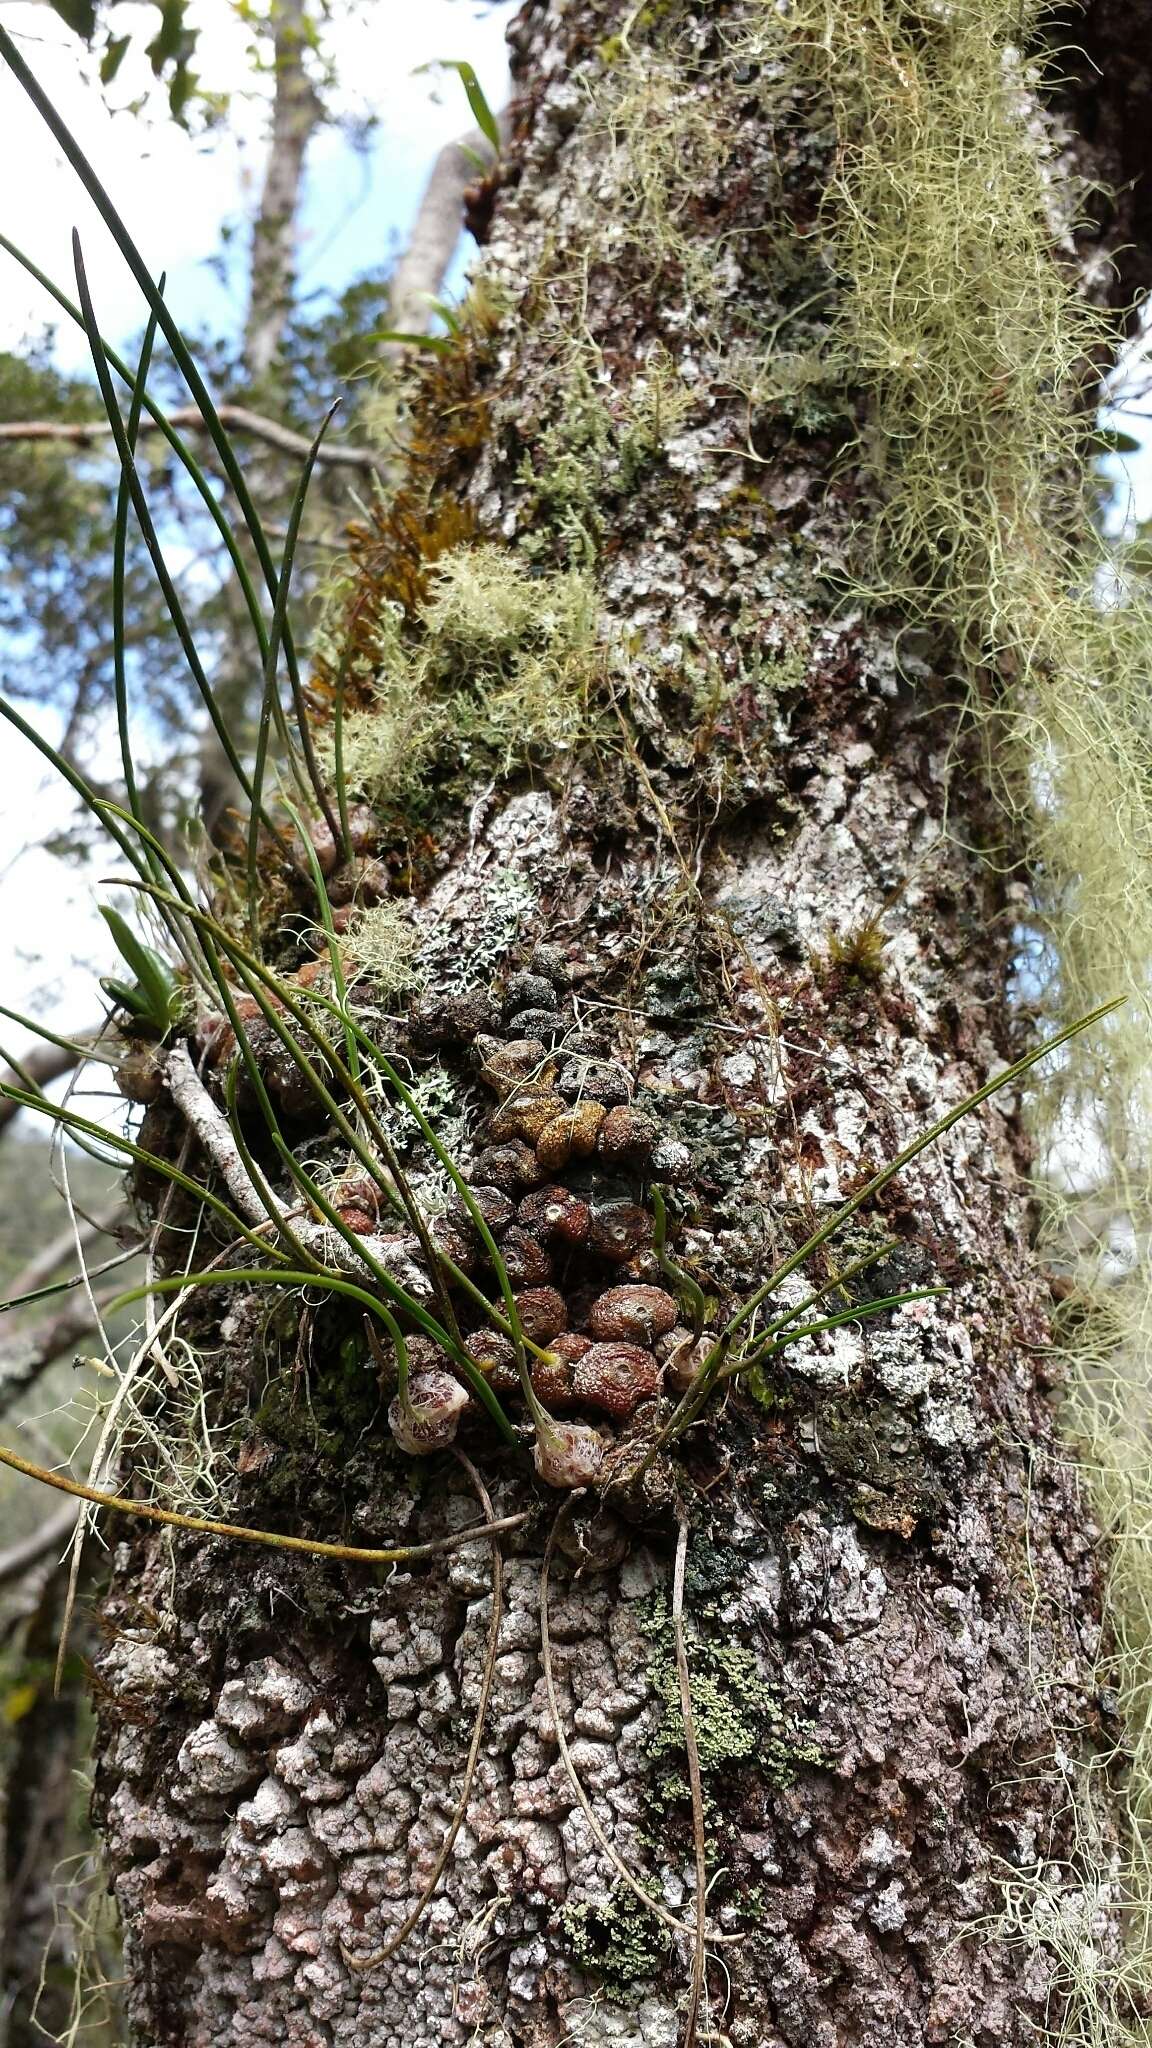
[822,910,888,984]
[562,1885,670,1995]
[616,344,695,489]
[325,543,600,819]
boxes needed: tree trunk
[90,4,1121,2044]
[243,0,323,382]
[195,0,326,841]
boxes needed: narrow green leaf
[247,405,342,953]
[0,232,273,680]
[370,329,451,354]
[48,0,96,40]
[112,278,162,867]
[99,33,130,85]
[97,906,178,1033]
[71,231,278,839]
[425,59,500,152]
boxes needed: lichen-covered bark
[92,4,1118,2044]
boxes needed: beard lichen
[721,0,1152,2032]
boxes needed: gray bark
[243,0,324,382]
[385,120,504,343]
[91,5,1119,2045]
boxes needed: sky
[0,0,516,1053]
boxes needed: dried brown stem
[0,1439,526,1564]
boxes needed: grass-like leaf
[424,58,501,153]
[99,907,181,1034]
[72,233,279,840]
[650,996,1124,1449]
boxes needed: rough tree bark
[89,5,1124,2046]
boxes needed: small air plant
[98,907,183,1035]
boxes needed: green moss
[616,346,695,489]
[253,1341,380,1465]
[562,1885,670,1994]
[517,339,612,565]
[323,543,601,821]
[821,909,889,984]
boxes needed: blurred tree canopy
[0,0,406,847]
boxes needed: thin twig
[0,1439,526,1564]
[674,1510,708,2048]
[345,1449,504,1971]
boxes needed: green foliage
[98,906,182,1033]
[421,59,501,154]
[48,0,202,126]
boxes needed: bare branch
[385,117,507,345]
[0,1290,112,1417]
[5,1203,128,1305]
[163,1046,268,1227]
[0,405,381,470]
[0,1034,102,1138]
[0,1501,80,1591]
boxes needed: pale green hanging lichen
[726,1,1152,2032]
[337,903,424,996]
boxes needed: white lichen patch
[787,1322,865,1389]
[563,1997,681,2047]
